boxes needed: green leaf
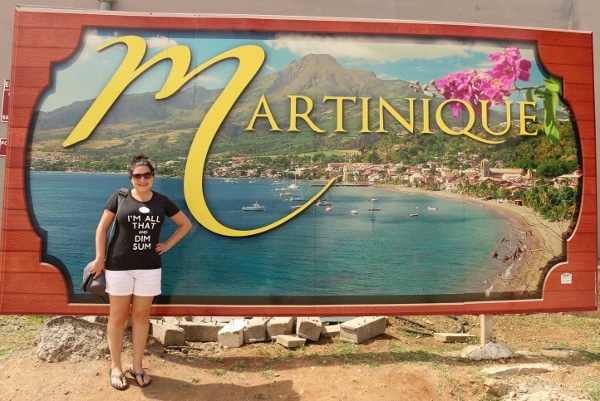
[525,88,534,105]
[543,92,560,144]
[545,118,560,144]
[543,76,563,95]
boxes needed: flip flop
[109,369,129,391]
[127,367,152,387]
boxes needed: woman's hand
[89,259,105,279]
[155,242,170,255]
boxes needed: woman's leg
[107,294,132,388]
[129,295,154,385]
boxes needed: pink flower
[432,47,532,117]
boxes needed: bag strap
[105,188,128,256]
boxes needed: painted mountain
[31,53,534,158]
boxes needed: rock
[36,316,110,362]
[461,341,514,360]
[484,379,510,397]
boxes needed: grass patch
[259,367,274,379]
[235,360,249,372]
[210,368,226,377]
[0,315,50,359]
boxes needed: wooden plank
[12,26,84,49]
[0,271,68,295]
[9,86,50,109]
[4,107,36,130]
[540,64,594,85]
[3,250,45,273]
[11,47,82,69]
[561,83,594,101]
[537,44,593,66]
[576,121,597,141]
[567,101,596,121]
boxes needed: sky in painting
[39,27,544,112]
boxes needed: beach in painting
[30,173,567,303]
[382,184,566,297]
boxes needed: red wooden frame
[1,7,596,316]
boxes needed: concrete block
[192,316,243,323]
[482,363,554,376]
[162,316,180,326]
[267,317,295,338]
[340,316,387,344]
[179,319,226,342]
[276,335,306,349]
[296,317,322,341]
[150,319,186,346]
[433,332,476,343]
[218,319,248,348]
[244,317,271,343]
[321,323,340,338]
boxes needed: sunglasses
[131,172,154,180]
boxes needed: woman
[90,154,192,391]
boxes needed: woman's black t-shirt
[104,189,180,271]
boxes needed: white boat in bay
[288,181,304,201]
[288,173,300,189]
[315,191,333,207]
[242,202,265,211]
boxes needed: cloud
[265,34,534,65]
[146,35,180,50]
[77,30,180,62]
[78,29,117,60]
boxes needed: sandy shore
[382,185,565,255]
[378,185,567,296]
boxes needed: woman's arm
[156,211,192,255]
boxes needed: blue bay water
[29,172,512,303]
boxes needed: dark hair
[128,154,155,177]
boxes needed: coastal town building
[480,158,526,181]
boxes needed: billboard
[0,7,596,316]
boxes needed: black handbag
[81,261,107,297]
[81,188,127,297]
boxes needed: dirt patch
[1,313,599,401]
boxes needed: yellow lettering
[518,101,538,136]
[420,98,433,134]
[436,99,504,144]
[323,96,356,132]
[63,36,160,146]
[288,95,324,132]
[377,98,414,133]
[480,100,511,136]
[245,95,281,131]
[360,97,371,132]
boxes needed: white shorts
[105,269,162,297]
